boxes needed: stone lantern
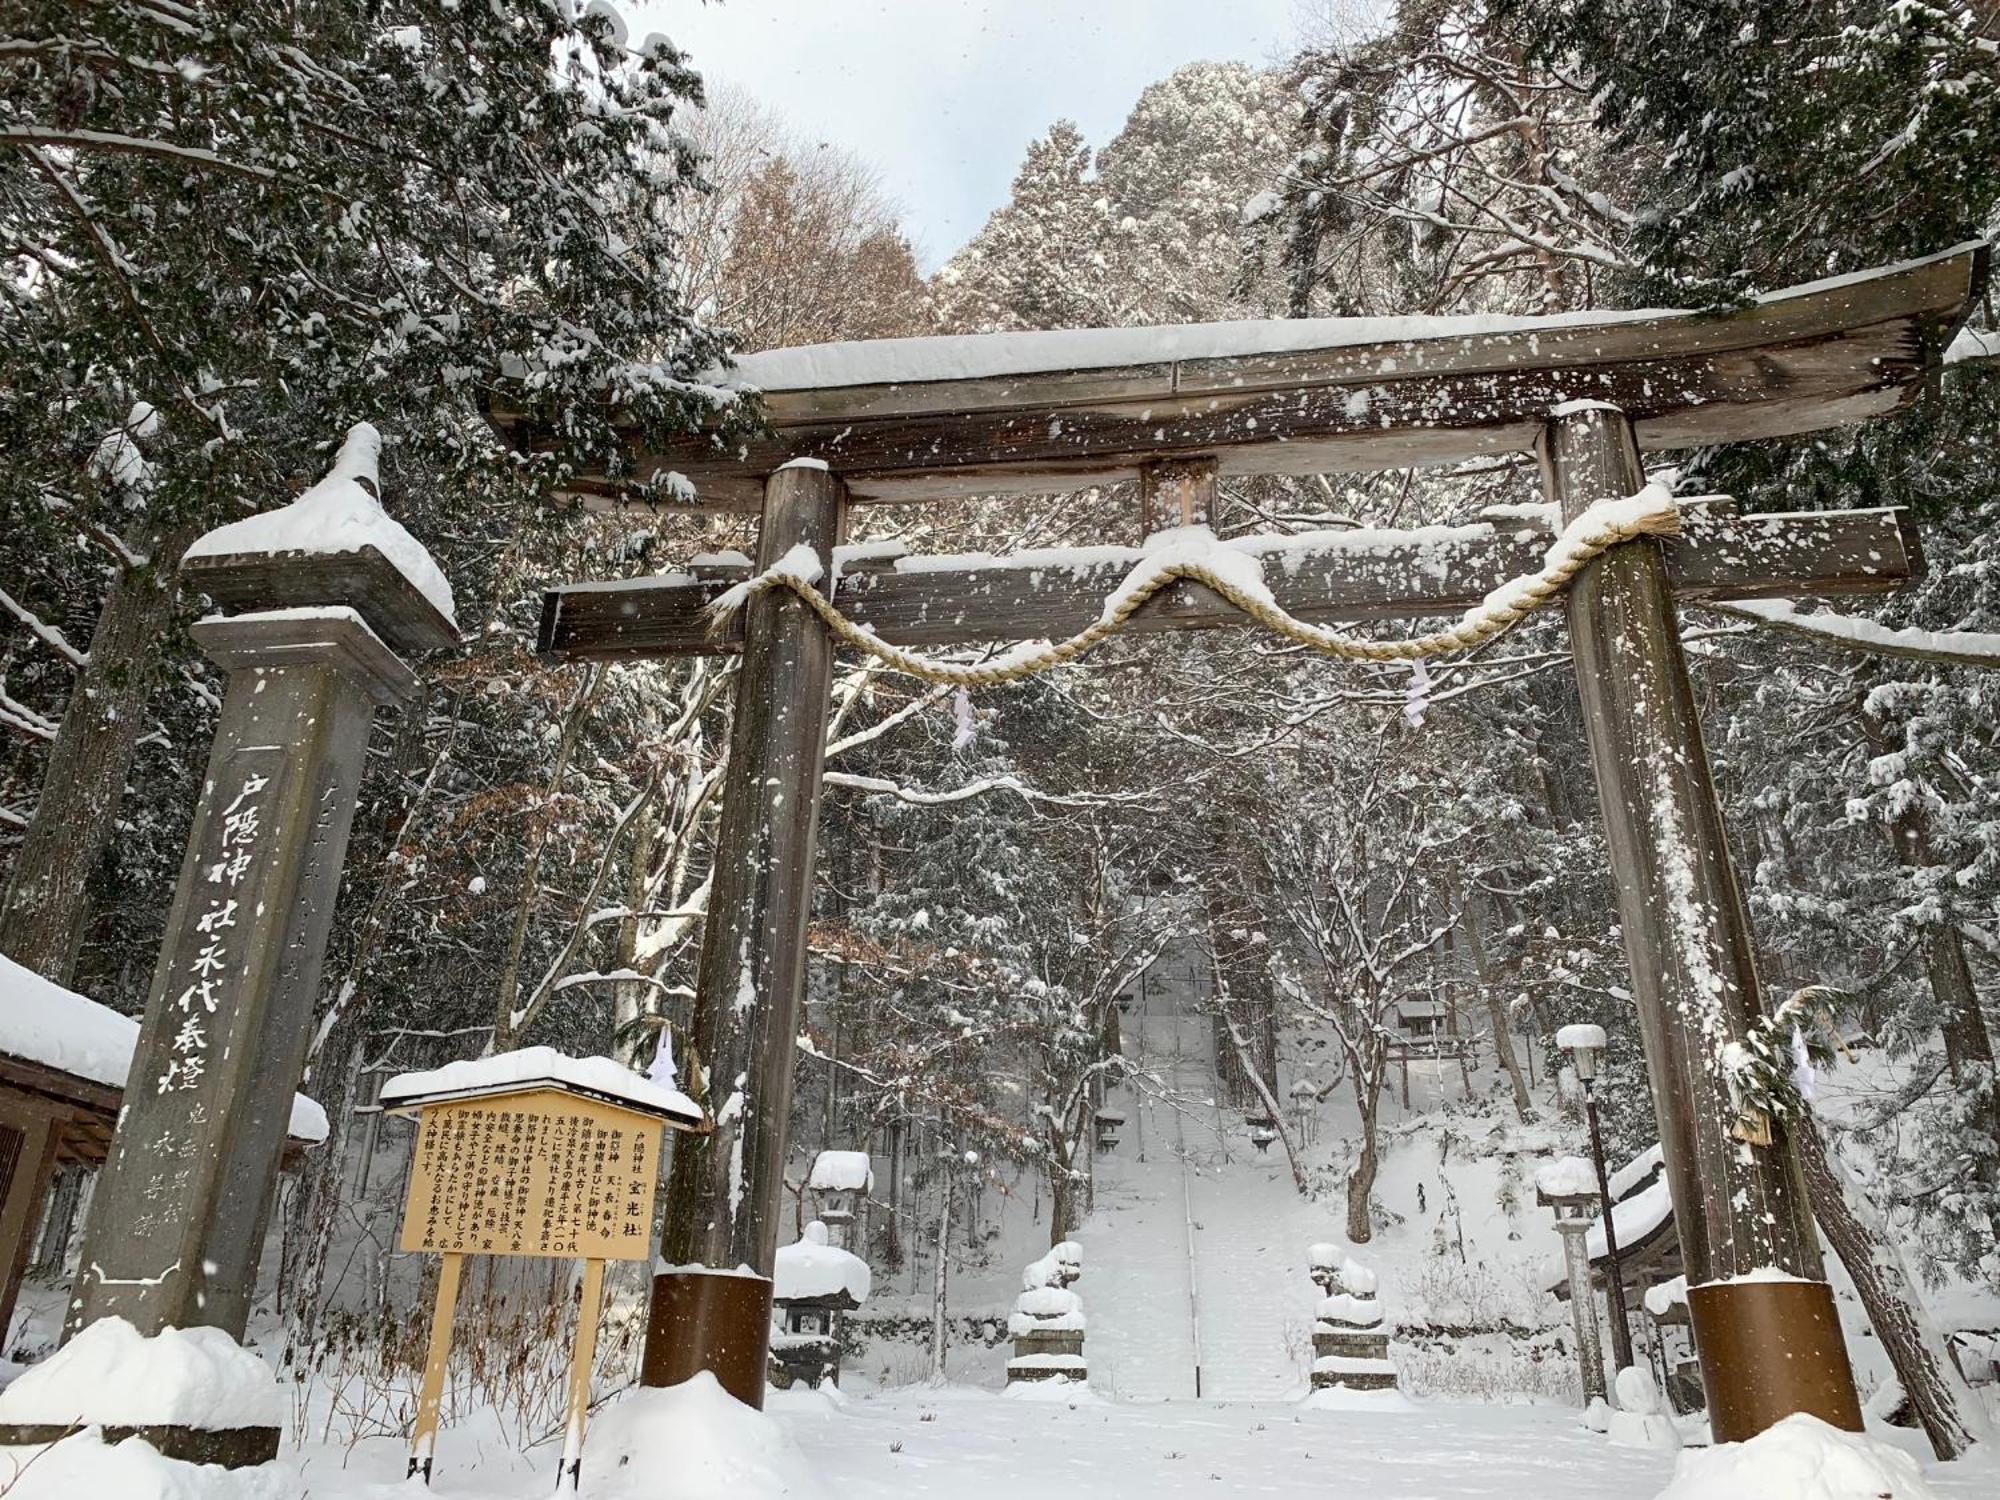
[806,1149,872,1251]
[769,1221,870,1390]
[1093,1109,1125,1153]
[1007,1250,1086,1387]
[1536,1156,1609,1407]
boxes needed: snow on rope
[704,485,1681,687]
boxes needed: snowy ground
[14,1384,1994,1500]
[8,938,1997,1498]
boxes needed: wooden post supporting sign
[409,1250,465,1483]
[1543,401,1865,1438]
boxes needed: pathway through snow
[1076,938,1317,1401]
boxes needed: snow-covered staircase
[1076,940,1315,1402]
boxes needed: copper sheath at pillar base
[640,1269,775,1409]
[1687,1278,1864,1442]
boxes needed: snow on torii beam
[487,242,1987,512]
[536,504,1921,662]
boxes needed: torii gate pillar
[1544,403,1864,1440]
[642,460,848,1406]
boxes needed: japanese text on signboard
[400,1093,662,1260]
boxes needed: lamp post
[1558,1023,1635,1374]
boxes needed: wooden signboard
[389,1074,698,1488]
[399,1090,663,1260]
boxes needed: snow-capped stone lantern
[1536,1155,1609,1407]
[1007,1247,1087,1387]
[1288,1077,1319,1146]
[806,1149,872,1250]
[1308,1247,1398,1392]
[769,1220,871,1390]
[1093,1108,1125,1153]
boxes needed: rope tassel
[703,486,1682,688]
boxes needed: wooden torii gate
[494,243,1987,1439]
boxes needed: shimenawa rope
[704,496,1681,689]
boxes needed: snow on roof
[716,306,1675,393]
[0,1315,284,1429]
[1643,1275,1689,1319]
[706,248,1984,396]
[1587,1175,1674,1261]
[772,1221,871,1306]
[379,1044,703,1128]
[185,423,457,625]
[0,953,327,1143]
[1534,1155,1600,1201]
[807,1149,873,1193]
[1608,1142,1667,1202]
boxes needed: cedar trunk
[1794,1113,1989,1459]
[0,528,196,982]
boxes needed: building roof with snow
[0,952,327,1148]
[379,1044,703,1128]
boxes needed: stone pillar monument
[0,426,456,1467]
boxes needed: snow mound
[1002,1376,1101,1404]
[773,1221,871,1304]
[0,1317,283,1429]
[1337,1258,1378,1296]
[380,1044,701,1126]
[1314,1293,1383,1328]
[1607,1366,1681,1451]
[579,1373,825,1500]
[1654,1414,1934,1500]
[1010,1285,1085,1335]
[0,1431,303,1500]
[0,954,326,1142]
[185,422,457,626]
[1301,1385,1418,1413]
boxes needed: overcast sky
[626,1,1308,269]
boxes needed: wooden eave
[488,243,1988,512]
[0,1053,317,1169]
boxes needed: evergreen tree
[0,0,739,981]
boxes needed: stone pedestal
[1007,1326,1087,1384]
[1308,1254,1398,1393]
[1007,1275,1086,1386]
